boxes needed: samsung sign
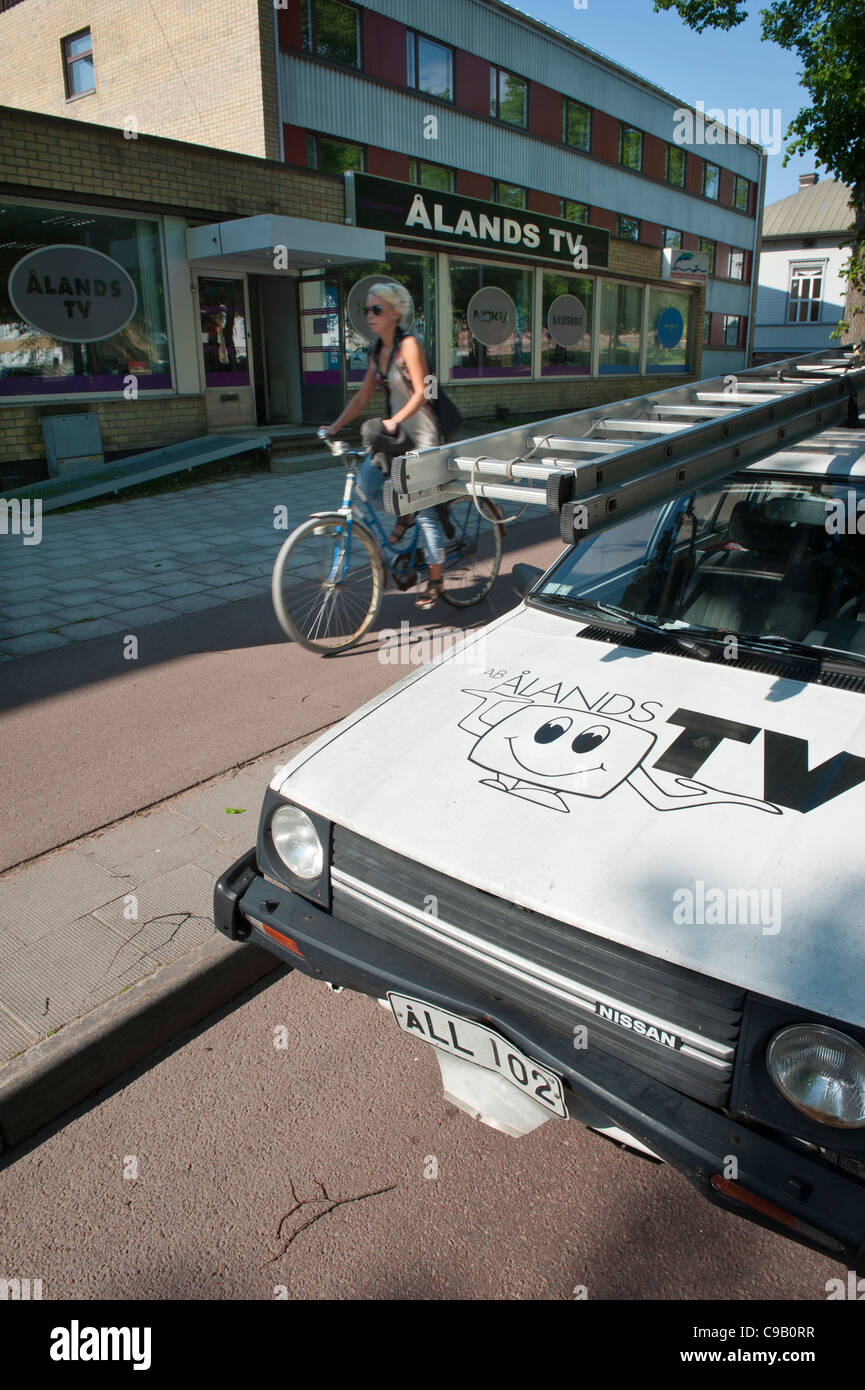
[8,245,138,343]
[347,173,609,269]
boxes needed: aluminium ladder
[383,348,865,543]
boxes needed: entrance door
[196,273,256,429]
[298,273,345,423]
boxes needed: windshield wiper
[673,625,865,672]
[537,596,714,659]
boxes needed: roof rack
[383,348,865,543]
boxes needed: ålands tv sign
[8,245,138,343]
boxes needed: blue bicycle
[271,431,503,653]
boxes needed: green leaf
[224,808,246,814]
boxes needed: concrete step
[268,450,345,476]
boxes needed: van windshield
[536,475,865,661]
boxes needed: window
[450,260,532,378]
[408,158,453,191]
[541,272,593,376]
[599,281,643,374]
[490,66,527,127]
[702,162,720,200]
[664,229,682,249]
[563,99,591,151]
[0,201,170,396]
[703,313,711,344]
[63,29,94,97]
[728,248,745,280]
[733,176,749,211]
[787,264,824,323]
[619,125,642,171]
[492,181,526,208]
[699,237,716,275]
[665,145,685,187]
[561,199,589,223]
[343,251,436,382]
[646,288,690,373]
[723,314,742,347]
[406,31,452,101]
[305,133,364,174]
[301,0,361,68]
[616,214,639,241]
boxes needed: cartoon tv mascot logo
[459,689,782,815]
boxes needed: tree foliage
[653,0,865,339]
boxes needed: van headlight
[767,1025,865,1129]
[270,805,324,881]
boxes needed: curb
[0,935,285,1154]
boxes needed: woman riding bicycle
[324,282,447,610]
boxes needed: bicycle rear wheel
[271,513,384,653]
[439,497,503,607]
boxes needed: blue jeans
[357,433,445,566]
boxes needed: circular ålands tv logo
[547,294,587,348]
[466,286,515,346]
[656,306,684,350]
[347,275,414,343]
[8,245,138,344]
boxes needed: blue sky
[516,0,822,205]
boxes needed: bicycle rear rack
[382,349,865,543]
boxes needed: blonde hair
[368,280,413,328]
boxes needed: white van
[216,366,865,1270]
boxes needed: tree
[653,0,865,345]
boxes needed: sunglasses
[365,304,384,315]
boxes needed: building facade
[753,176,851,365]
[0,0,765,480]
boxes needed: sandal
[389,514,415,544]
[415,577,443,610]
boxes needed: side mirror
[511,563,544,598]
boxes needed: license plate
[388,993,567,1119]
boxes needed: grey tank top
[378,339,440,449]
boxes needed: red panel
[682,231,699,250]
[589,206,616,233]
[364,10,406,84]
[282,123,307,167]
[277,0,302,51]
[528,189,559,216]
[456,51,490,117]
[748,180,757,216]
[715,241,730,278]
[367,147,410,180]
[592,111,619,164]
[529,81,561,142]
[457,170,490,199]
[685,152,703,196]
[719,167,735,207]
[710,313,724,348]
[641,221,663,247]
[743,249,753,284]
[643,134,665,182]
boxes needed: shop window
[301,0,361,68]
[343,251,436,383]
[665,145,685,187]
[490,66,527,127]
[703,313,711,344]
[409,158,453,191]
[492,182,526,209]
[728,247,745,280]
[646,287,690,373]
[563,99,591,152]
[561,199,589,223]
[450,260,532,378]
[616,214,639,241]
[599,281,642,374]
[541,272,593,376]
[199,277,249,387]
[723,314,742,346]
[734,175,749,211]
[0,201,170,397]
[787,264,824,323]
[63,29,94,97]
[699,237,715,275]
[618,126,642,171]
[306,132,364,174]
[664,229,682,249]
[702,161,720,200]
[406,31,452,101]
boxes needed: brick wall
[2,397,207,468]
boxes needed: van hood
[274,605,865,1027]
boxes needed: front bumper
[215,847,865,1271]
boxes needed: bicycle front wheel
[439,497,504,607]
[271,513,385,653]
